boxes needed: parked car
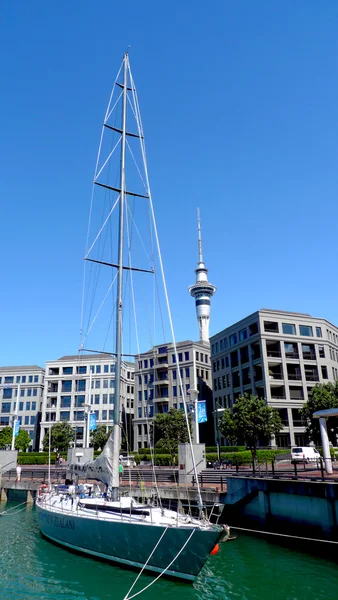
[291,446,321,463]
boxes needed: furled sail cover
[68,433,118,487]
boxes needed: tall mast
[112,52,128,497]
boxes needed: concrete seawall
[224,476,338,541]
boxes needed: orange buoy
[210,543,219,556]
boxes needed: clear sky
[1,1,338,367]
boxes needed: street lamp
[83,403,92,449]
[188,387,199,444]
[213,398,225,462]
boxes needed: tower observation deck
[188,209,216,343]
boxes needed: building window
[62,380,72,393]
[76,380,86,392]
[77,366,87,374]
[96,365,101,374]
[33,388,37,396]
[299,325,313,337]
[173,370,177,380]
[249,322,258,336]
[29,376,33,383]
[282,323,296,335]
[19,402,24,411]
[321,365,328,379]
[25,416,29,425]
[184,352,189,361]
[109,394,114,404]
[34,375,39,383]
[3,389,12,399]
[1,403,11,413]
[30,416,36,425]
[264,321,279,333]
[150,358,154,368]
[196,352,199,361]
[144,360,148,369]
[318,345,325,358]
[32,402,36,411]
[22,376,26,383]
[61,396,71,408]
[103,365,109,373]
[63,367,73,375]
[229,333,237,346]
[316,327,322,338]
[26,402,31,411]
[94,395,100,405]
[172,355,176,363]
[239,328,248,341]
[185,367,190,378]
[102,410,107,420]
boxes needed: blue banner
[197,401,207,423]
[89,413,97,431]
[14,419,20,437]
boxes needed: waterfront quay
[2,463,338,545]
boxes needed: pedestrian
[16,464,22,482]
[119,462,124,483]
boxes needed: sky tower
[188,209,216,344]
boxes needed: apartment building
[133,340,213,451]
[40,354,135,449]
[0,365,45,450]
[210,309,338,447]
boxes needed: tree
[15,430,31,452]
[300,382,338,446]
[219,394,283,461]
[90,425,112,450]
[0,427,13,449]
[151,409,192,462]
[42,422,74,452]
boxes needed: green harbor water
[1,502,338,600]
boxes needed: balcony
[266,350,281,358]
[154,377,169,386]
[155,358,168,368]
[285,351,299,359]
[302,353,316,361]
[288,373,302,381]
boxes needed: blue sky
[1,1,338,367]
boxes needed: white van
[291,446,321,463]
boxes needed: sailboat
[36,52,225,583]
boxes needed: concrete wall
[0,450,17,473]
[223,476,338,541]
[178,443,206,486]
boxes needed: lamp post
[188,387,199,444]
[83,403,92,448]
[213,398,224,462]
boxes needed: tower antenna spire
[197,208,203,263]
[188,210,216,343]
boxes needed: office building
[210,309,338,447]
[133,340,213,450]
[0,365,45,450]
[40,354,134,449]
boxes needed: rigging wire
[128,62,204,511]
[123,529,196,600]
